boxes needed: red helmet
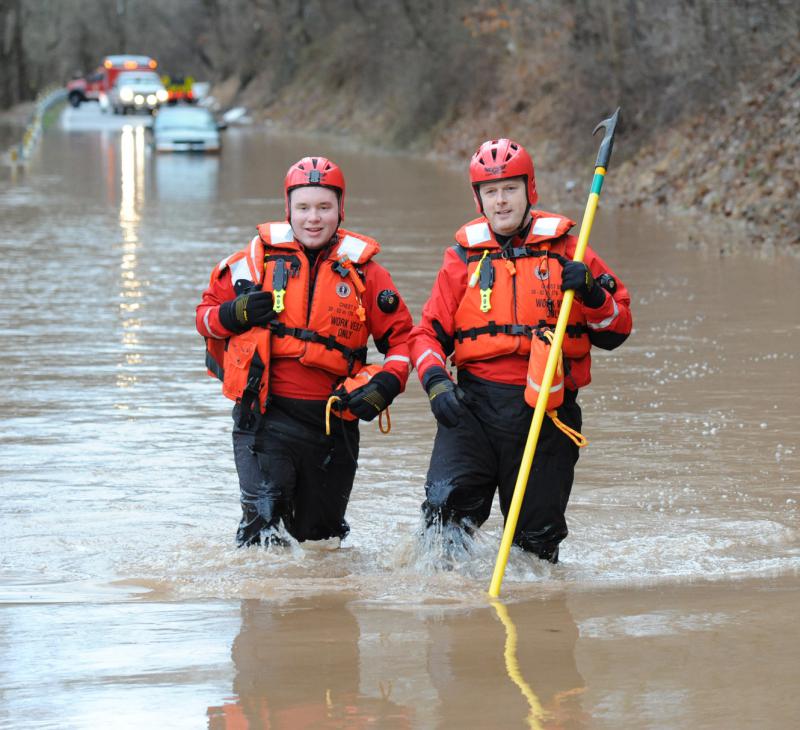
[469,138,537,212]
[284,156,346,220]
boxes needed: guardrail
[4,87,68,166]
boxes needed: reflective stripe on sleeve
[229,257,254,285]
[415,348,445,370]
[202,309,225,339]
[384,354,412,371]
[249,236,261,283]
[586,297,619,330]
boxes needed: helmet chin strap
[493,208,532,246]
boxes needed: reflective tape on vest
[337,235,368,263]
[527,375,564,394]
[531,217,561,236]
[269,222,294,244]
[465,222,492,247]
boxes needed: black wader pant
[422,371,581,562]
[231,402,267,546]
[235,396,359,545]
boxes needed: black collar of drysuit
[302,238,337,294]
[494,217,533,251]
[302,238,336,269]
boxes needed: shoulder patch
[377,289,400,313]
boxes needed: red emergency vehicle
[66,55,159,107]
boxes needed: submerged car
[151,106,223,153]
[105,71,168,114]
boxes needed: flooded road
[1,103,798,728]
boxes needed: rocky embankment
[218,48,798,257]
[616,57,799,254]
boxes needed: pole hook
[592,107,621,170]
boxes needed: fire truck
[66,55,159,107]
[160,75,196,105]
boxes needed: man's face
[289,186,339,249]
[478,177,528,236]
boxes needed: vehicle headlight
[156,89,168,102]
[146,94,157,106]
[134,94,144,105]
[119,88,134,102]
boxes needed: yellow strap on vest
[324,395,392,435]
[546,410,588,448]
[467,250,494,313]
[325,395,340,436]
[379,408,391,434]
[468,250,489,288]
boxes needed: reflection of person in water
[207,597,412,729]
[426,596,586,728]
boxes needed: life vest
[206,223,380,409]
[222,327,270,417]
[452,211,591,366]
[258,222,377,375]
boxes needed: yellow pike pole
[489,108,621,598]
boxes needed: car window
[155,111,217,130]
[116,72,162,86]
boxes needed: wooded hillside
[3,0,798,248]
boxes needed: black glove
[346,372,401,422]
[218,289,275,333]
[561,261,605,308]
[423,366,466,428]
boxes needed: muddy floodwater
[1,104,798,728]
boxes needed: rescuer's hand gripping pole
[489,108,621,598]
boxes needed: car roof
[104,55,156,67]
[157,106,212,116]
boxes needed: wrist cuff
[582,284,607,309]
[219,300,247,334]
[422,366,450,392]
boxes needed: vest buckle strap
[296,328,317,342]
[507,324,531,337]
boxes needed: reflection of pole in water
[117,125,144,389]
[492,600,547,730]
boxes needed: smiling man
[409,138,632,564]
[197,156,413,549]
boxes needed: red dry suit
[197,222,413,402]
[410,210,632,390]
